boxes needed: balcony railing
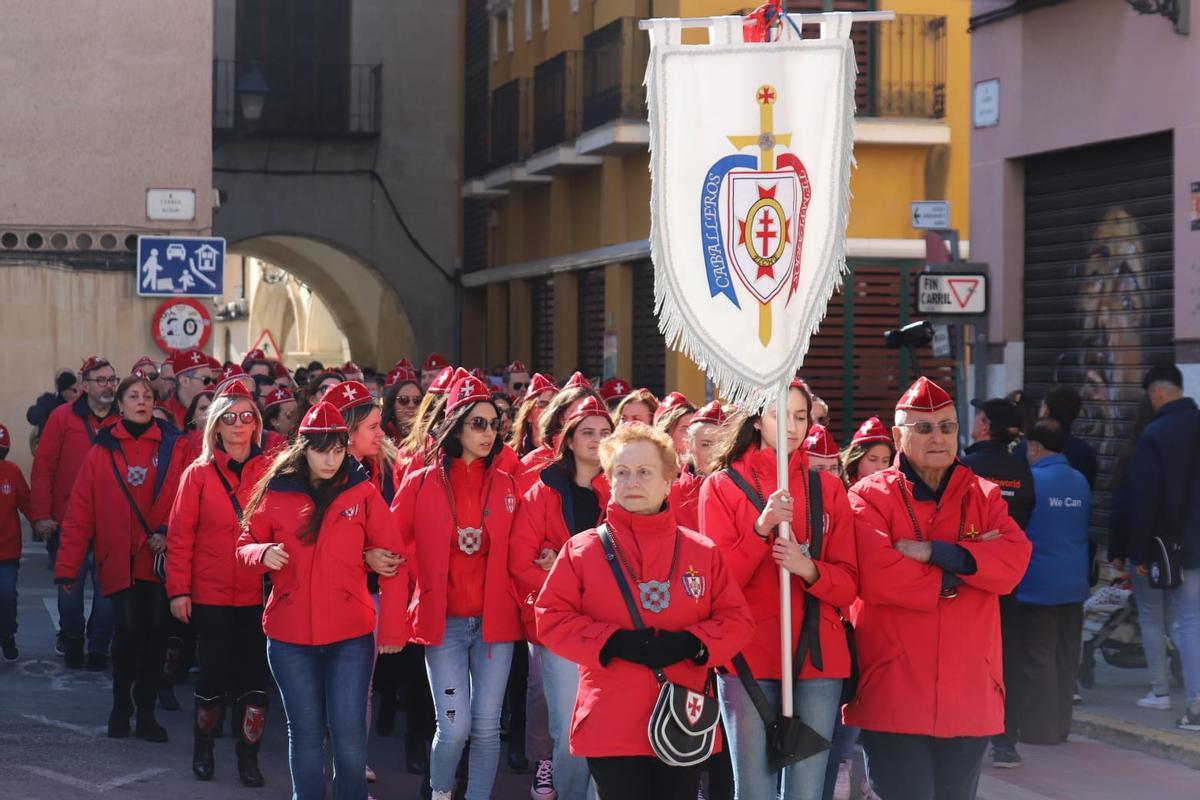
[533,50,583,152]
[582,17,649,131]
[865,14,946,119]
[213,60,381,137]
[490,77,532,169]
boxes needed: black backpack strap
[723,467,766,513]
[731,653,778,726]
[212,461,245,520]
[794,471,824,674]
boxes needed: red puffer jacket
[0,461,32,561]
[237,465,408,647]
[517,444,554,495]
[391,454,523,646]
[672,467,703,532]
[30,397,118,523]
[699,443,858,681]
[536,501,753,758]
[54,421,186,595]
[843,461,1031,738]
[166,447,270,606]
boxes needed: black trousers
[398,642,435,742]
[191,604,269,701]
[860,731,988,800]
[588,756,703,800]
[110,580,168,712]
[997,601,1084,746]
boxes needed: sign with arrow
[911,200,950,230]
[915,272,986,315]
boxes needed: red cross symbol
[756,86,776,105]
[687,695,703,719]
[755,210,777,256]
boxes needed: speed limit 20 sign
[151,298,213,353]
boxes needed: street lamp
[236,62,269,131]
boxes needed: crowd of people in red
[0,348,1037,800]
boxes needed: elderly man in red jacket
[844,377,1031,800]
[30,356,120,669]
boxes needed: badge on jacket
[682,565,705,601]
[126,465,148,487]
[0,481,10,496]
[341,504,360,519]
[504,493,516,514]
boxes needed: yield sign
[947,278,981,310]
[915,272,987,315]
[249,329,282,360]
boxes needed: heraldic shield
[646,14,856,407]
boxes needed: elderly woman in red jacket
[536,423,753,800]
[699,379,859,800]
[510,395,613,800]
[55,372,187,742]
[391,375,523,800]
[237,401,408,800]
[167,381,271,786]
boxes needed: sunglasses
[511,382,528,392]
[395,395,422,407]
[899,420,959,436]
[219,410,257,425]
[186,375,215,386]
[466,417,503,432]
[535,399,551,408]
[88,376,120,386]
[143,372,159,381]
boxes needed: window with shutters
[464,0,490,178]
[577,268,606,383]
[531,277,556,376]
[632,260,666,397]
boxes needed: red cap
[522,373,558,402]
[385,366,419,387]
[217,380,254,400]
[805,424,839,458]
[393,358,415,372]
[219,364,246,383]
[788,377,808,392]
[327,381,375,415]
[563,371,592,391]
[469,368,488,383]
[207,356,222,371]
[896,376,954,413]
[422,353,451,372]
[299,401,349,434]
[426,366,456,395]
[490,384,515,402]
[169,349,209,376]
[653,391,694,424]
[0,423,10,450]
[564,395,611,428]
[244,348,267,362]
[264,387,295,409]
[272,361,290,379]
[445,375,491,414]
[80,356,111,375]
[131,355,157,373]
[690,400,727,427]
[340,361,362,376]
[505,360,529,374]
[599,378,631,402]
[850,416,892,447]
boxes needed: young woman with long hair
[381,367,423,444]
[237,401,409,800]
[672,401,729,531]
[699,379,859,800]
[517,378,603,494]
[653,392,696,469]
[510,395,613,800]
[166,381,272,785]
[839,417,895,488]
[390,375,523,800]
[263,386,300,441]
[507,373,558,457]
[395,365,462,483]
[614,388,659,427]
[55,372,188,741]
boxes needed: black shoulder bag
[1148,416,1200,589]
[598,524,721,767]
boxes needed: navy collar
[899,454,957,503]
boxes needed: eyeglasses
[466,417,503,432]
[88,376,120,386]
[535,399,551,409]
[186,375,215,386]
[143,372,159,381]
[395,396,421,407]
[899,420,959,436]
[511,382,528,392]
[219,410,257,425]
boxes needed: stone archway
[232,234,418,370]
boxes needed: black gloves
[599,628,704,669]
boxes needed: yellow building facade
[461,0,971,440]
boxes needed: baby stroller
[1077,579,1183,689]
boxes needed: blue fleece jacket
[1016,454,1091,605]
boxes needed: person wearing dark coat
[26,369,80,443]
[1012,385,1097,490]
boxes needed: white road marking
[978,774,1060,800]
[97,767,170,791]
[19,766,169,793]
[21,713,106,737]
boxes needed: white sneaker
[831,759,852,800]
[530,759,557,800]
[1137,691,1172,710]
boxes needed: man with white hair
[844,377,1031,800]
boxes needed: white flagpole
[776,386,794,718]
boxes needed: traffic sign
[915,272,987,315]
[151,298,213,353]
[137,235,225,297]
[910,201,950,230]
[249,329,282,361]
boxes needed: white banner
[647,14,857,407]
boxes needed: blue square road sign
[137,236,226,297]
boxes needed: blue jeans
[717,674,842,800]
[526,643,553,761]
[57,548,112,653]
[537,644,592,800]
[267,634,376,800]
[1131,570,1174,696]
[425,616,514,800]
[0,561,17,638]
[1170,569,1200,707]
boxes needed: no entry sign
[915,272,987,315]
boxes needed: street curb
[1071,710,1200,770]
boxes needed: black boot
[134,679,168,743]
[192,695,221,780]
[159,637,183,711]
[64,636,85,669]
[108,679,133,738]
[235,691,267,788]
[212,700,226,738]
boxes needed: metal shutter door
[1024,132,1174,539]
[632,260,666,397]
[577,268,606,383]
[531,276,556,376]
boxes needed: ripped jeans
[425,616,514,800]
